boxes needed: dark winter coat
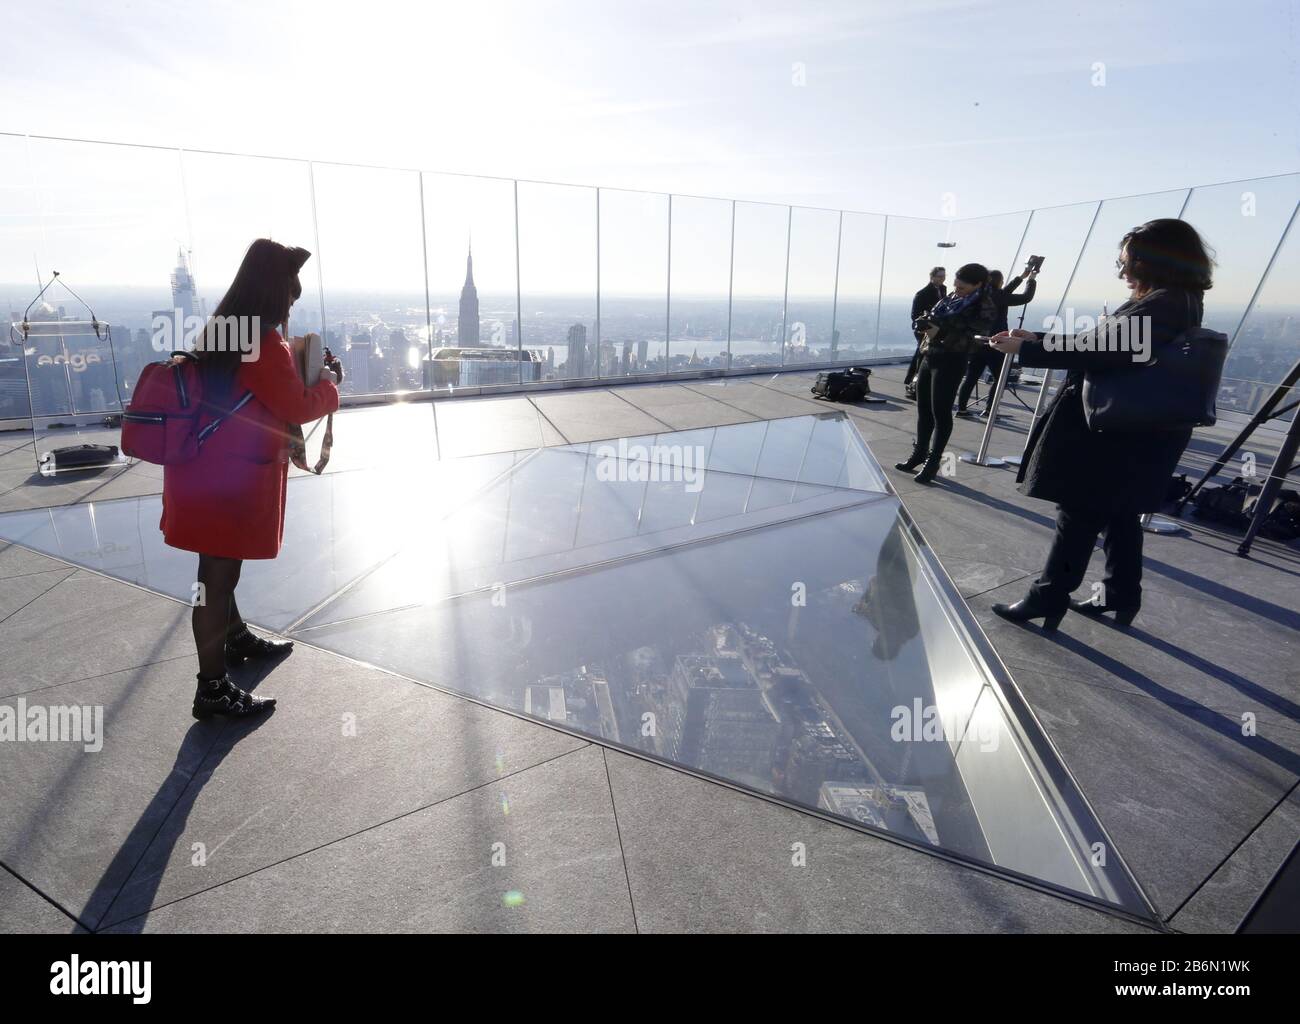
[1015,286,1203,514]
[919,285,998,358]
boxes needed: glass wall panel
[311,162,427,396]
[1056,189,1189,321]
[999,201,1098,335]
[1179,174,1300,335]
[832,211,886,361]
[947,212,1032,294]
[667,195,732,371]
[181,150,321,371]
[0,135,44,424]
[783,207,840,367]
[422,172,521,389]
[729,202,789,371]
[1219,204,1299,422]
[517,181,597,382]
[23,138,189,415]
[878,215,949,355]
[599,188,668,377]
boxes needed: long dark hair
[1119,219,1214,292]
[194,238,309,399]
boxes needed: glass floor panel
[0,412,1151,916]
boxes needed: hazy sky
[3,0,1296,216]
[1,0,1297,310]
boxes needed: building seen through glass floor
[0,412,1149,915]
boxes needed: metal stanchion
[959,347,1015,467]
[1004,365,1056,468]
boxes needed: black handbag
[1082,294,1227,432]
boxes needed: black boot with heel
[894,447,927,473]
[1069,599,1139,627]
[992,593,1067,632]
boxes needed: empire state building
[458,244,481,347]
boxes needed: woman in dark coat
[161,239,341,717]
[987,218,1214,630]
[895,263,998,483]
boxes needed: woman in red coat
[161,239,341,718]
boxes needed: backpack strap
[196,392,254,446]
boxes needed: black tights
[193,554,246,679]
[913,352,966,462]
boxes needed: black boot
[1069,598,1139,627]
[913,453,943,485]
[192,675,276,719]
[992,593,1066,631]
[226,625,294,666]
[894,447,927,472]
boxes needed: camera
[1025,254,1045,274]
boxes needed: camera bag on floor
[1191,476,1255,529]
[1246,487,1300,541]
[39,443,120,472]
[812,366,871,403]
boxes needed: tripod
[1174,356,1300,557]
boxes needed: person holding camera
[895,263,997,483]
[160,239,343,718]
[987,219,1213,630]
[904,267,947,398]
[955,263,1038,416]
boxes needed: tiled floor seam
[600,748,641,935]
[94,742,594,932]
[92,716,238,930]
[0,860,88,932]
[603,388,678,433]
[522,395,572,445]
[0,567,79,627]
[1162,777,1300,926]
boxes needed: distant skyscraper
[567,323,587,377]
[171,248,200,320]
[458,244,480,347]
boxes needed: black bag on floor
[40,443,121,472]
[1191,476,1256,528]
[812,367,871,403]
[1248,488,1300,541]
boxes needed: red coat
[161,328,340,559]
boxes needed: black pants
[903,334,925,386]
[956,346,1006,411]
[1030,504,1144,611]
[912,352,965,462]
